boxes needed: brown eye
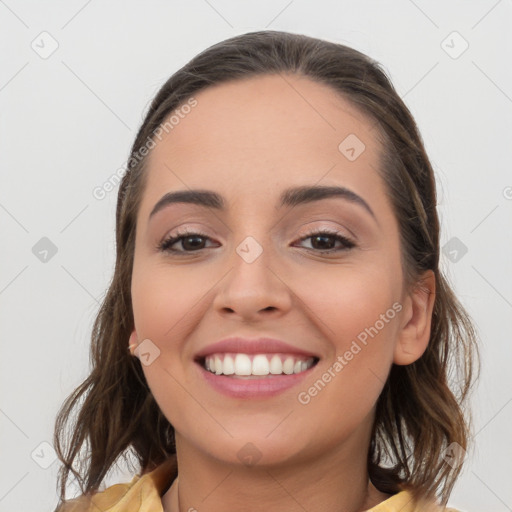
[158,231,214,253]
[296,230,356,253]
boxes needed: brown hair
[53,30,480,509]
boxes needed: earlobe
[393,270,436,366]
[128,330,138,356]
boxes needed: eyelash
[157,228,356,255]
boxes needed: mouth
[194,353,320,398]
[193,336,321,398]
[197,353,319,378]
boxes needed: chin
[197,431,310,469]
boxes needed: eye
[294,229,356,253]
[157,228,356,255]
[157,230,216,254]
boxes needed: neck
[162,429,391,512]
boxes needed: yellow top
[57,457,461,512]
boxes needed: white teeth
[282,357,295,375]
[222,354,235,375]
[203,353,316,377]
[214,356,222,375]
[234,354,252,376]
[269,354,282,375]
[252,355,270,376]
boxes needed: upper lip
[194,337,320,360]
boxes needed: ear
[128,329,138,355]
[393,269,436,366]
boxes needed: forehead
[141,73,385,212]
[152,73,376,154]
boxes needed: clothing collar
[59,456,177,512]
[60,457,458,512]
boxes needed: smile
[196,353,319,399]
[203,353,317,377]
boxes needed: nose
[212,237,293,321]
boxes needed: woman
[54,30,480,512]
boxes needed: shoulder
[55,479,138,511]
[365,490,464,512]
[58,476,147,512]
[55,457,177,512]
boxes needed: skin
[129,73,436,512]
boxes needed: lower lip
[196,362,317,399]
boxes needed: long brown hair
[53,30,480,509]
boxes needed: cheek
[131,262,214,424]
[131,262,206,341]
[293,264,400,416]
[130,265,194,429]
[297,262,400,347]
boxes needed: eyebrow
[149,185,377,223]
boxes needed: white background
[1,1,511,511]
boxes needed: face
[130,74,412,468]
